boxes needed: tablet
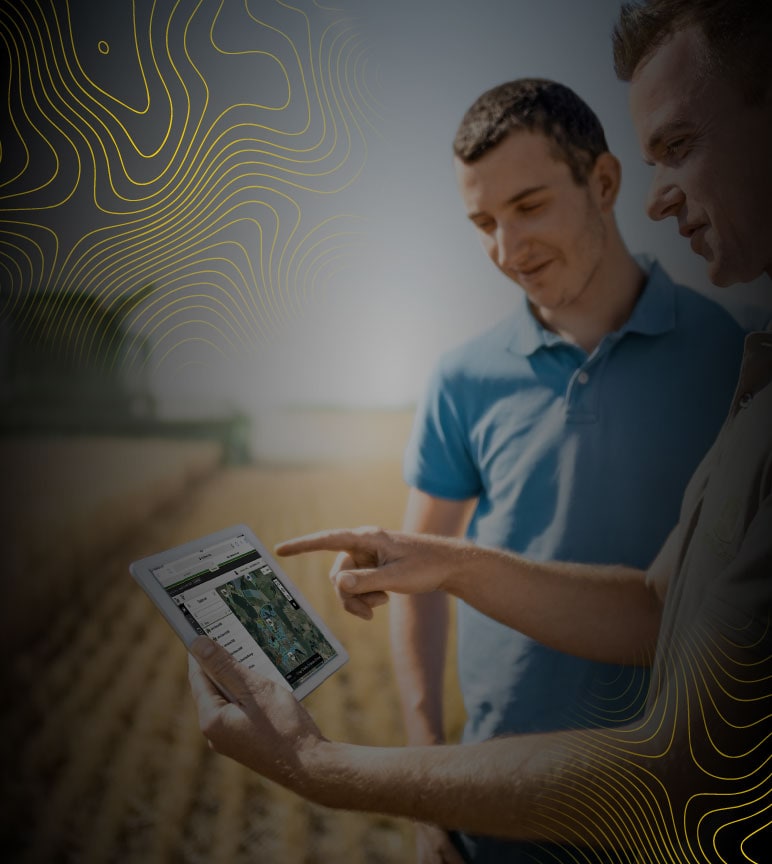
[130,524,348,700]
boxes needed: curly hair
[452,79,608,185]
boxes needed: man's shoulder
[661,271,751,336]
[436,311,523,377]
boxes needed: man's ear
[591,151,622,212]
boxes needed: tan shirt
[636,332,772,857]
[647,330,772,694]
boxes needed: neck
[533,228,646,354]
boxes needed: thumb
[190,637,252,703]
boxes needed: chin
[708,254,762,288]
[706,264,735,288]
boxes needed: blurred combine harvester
[0,284,247,661]
[0,285,250,464]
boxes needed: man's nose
[494,222,524,270]
[646,168,685,222]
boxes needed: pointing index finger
[274,528,376,557]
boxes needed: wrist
[440,536,478,597]
[301,740,417,815]
[443,540,516,602]
[299,739,355,809]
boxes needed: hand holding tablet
[130,524,348,700]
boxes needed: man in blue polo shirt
[395,78,747,864]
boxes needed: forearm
[439,542,660,665]
[277,524,662,665]
[390,592,449,743]
[302,724,672,845]
[391,489,473,743]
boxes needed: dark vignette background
[1,2,769,862]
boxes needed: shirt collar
[506,256,676,357]
[619,256,676,338]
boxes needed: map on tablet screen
[130,525,348,699]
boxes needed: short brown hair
[613,0,772,103]
[452,79,609,185]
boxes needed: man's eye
[665,138,687,158]
[519,202,543,214]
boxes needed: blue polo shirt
[404,259,747,746]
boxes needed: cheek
[673,158,711,213]
[480,236,499,264]
[570,210,606,261]
[702,184,744,246]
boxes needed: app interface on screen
[152,534,336,690]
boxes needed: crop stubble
[2,459,464,863]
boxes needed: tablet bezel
[129,523,348,700]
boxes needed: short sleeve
[403,360,482,500]
[646,524,680,603]
[703,490,772,650]
[646,434,720,601]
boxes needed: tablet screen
[150,530,338,691]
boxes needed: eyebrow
[467,184,548,220]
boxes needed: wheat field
[2,457,465,864]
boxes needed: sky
[1,0,767,425]
[193,0,762,414]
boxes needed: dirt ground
[2,454,465,864]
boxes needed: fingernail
[340,572,356,591]
[191,636,216,659]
